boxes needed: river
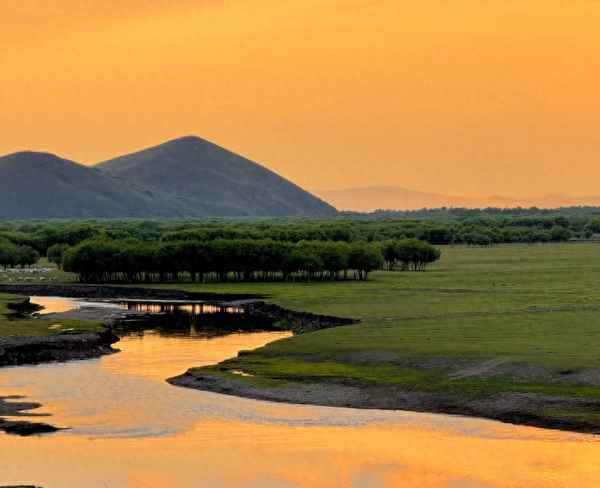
[0,297,599,487]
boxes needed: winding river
[1,297,599,487]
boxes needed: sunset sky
[2,1,600,197]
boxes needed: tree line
[0,214,594,256]
[59,238,441,283]
[0,240,40,269]
[382,239,442,271]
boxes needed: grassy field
[4,242,600,356]
[5,242,600,427]
[0,258,101,337]
[0,257,74,284]
[174,243,600,320]
[172,243,600,418]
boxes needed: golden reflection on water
[31,296,245,316]
[104,330,292,382]
[2,416,600,488]
[2,297,600,487]
[31,295,84,314]
[123,302,244,314]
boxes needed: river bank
[0,287,356,435]
[0,284,358,334]
[0,283,260,302]
[0,294,118,435]
[169,366,600,434]
[6,242,600,436]
[163,244,600,435]
[7,328,598,488]
[0,330,119,368]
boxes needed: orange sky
[2,1,600,196]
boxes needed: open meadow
[168,243,600,428]
[4,242,600,430]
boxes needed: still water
[30,295,245,316]
[1,297,600,487]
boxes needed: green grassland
[177,243,600,320]
[0,258,74,284]
[175,243,600,415]
[5,242,600,426]
[0,258,100,337]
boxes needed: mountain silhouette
[0,137,336,219]
[97,136,336,217]
[0,151,189,219]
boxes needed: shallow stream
[0,297,599,487]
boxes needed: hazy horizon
[314,186,600,212]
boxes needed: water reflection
[31,295,121,314]
[1,298,599,487]
[31,296,245,316]
[31,296,264,333]
[118,301,256,332]
[120,301,244,315]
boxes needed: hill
[0,151,188,219]
[315,186,600,212]
[97,136,336,217]
[314,186,484,211]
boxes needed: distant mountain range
[0,136,336,219]
[4,138,598,220]
[314,186,600,212]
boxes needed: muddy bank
[2,284,359,333]
[168,372,600,434]
[0,288,358,437]
[3,292,357,367]
[0,330,119,368]
[42,305,171,331]
[5,297,42,316]
[0,284,260,302]
[0,297,119,436]
[247,302,359,333]
[0,396,60,436]
[34,300,358,334]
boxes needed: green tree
[47,243,69,269]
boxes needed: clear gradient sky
[2,1,599,197]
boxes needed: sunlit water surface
[1,297,600,487]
